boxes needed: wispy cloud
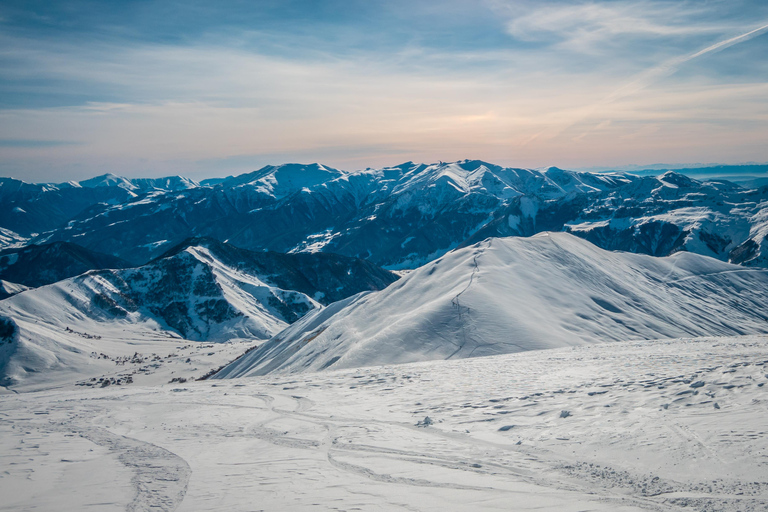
[499,1,727,53]
[606,21,768,102]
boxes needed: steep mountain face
[158,237,398,305]
[4,161,768,268]
[0,242,132,294]
[216,233,768,377]
[0,239,395,387]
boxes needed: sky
[0,0,767,182]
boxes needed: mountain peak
[78,173,134,189]
[217,163,344,197]
[658,170,697,188]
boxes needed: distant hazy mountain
[216,233,768,377]
[0,238,396,387]
[3,161,768,268]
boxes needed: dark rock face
[0,317,15,342]
[567,221,689,257]
[0,316,17,386]
[157,237,399,306]
[729,238,760,265]
[0,242,132,292]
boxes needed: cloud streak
[607,21,768,102]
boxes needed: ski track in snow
[79,427,191,512]
[2,336,768,511]
[448,239,488,359]
[3,406,191,512]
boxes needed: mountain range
[1,160,767,270]
[2,160,768,389]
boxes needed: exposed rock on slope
[157,237,398,305]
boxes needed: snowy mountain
[78,173,198,193]
[216,233,768,377]
[0,173,199,249]
[2,161,767,269]
[0,242,131,296]
[0,239,396,388]
[157,237,398,305]
[3,160,764,269]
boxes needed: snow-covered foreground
[2,335,767,511]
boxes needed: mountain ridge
[0,241,132,297]
[216,232,768,377]
[2,160,768,270]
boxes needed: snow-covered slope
[218,233,768,377]
[0,240,396,389]
[0,280,28,300]
[0,247,313,388]
[0,227,28,251]
[78,173,199,193]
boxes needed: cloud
[605,21,768,103]
[499,1,736,54]
[1,1,767,179]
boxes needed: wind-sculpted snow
[3,336,768,511]
[218,233,768,377]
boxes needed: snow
[0,280,29,298]
[290,229,341,253]
[2,335,768,511]
[0,245,320,389]
[0,227,28,251]
[223,163,345,200]
[219,232,768,378]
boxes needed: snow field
[2,336,767,511]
